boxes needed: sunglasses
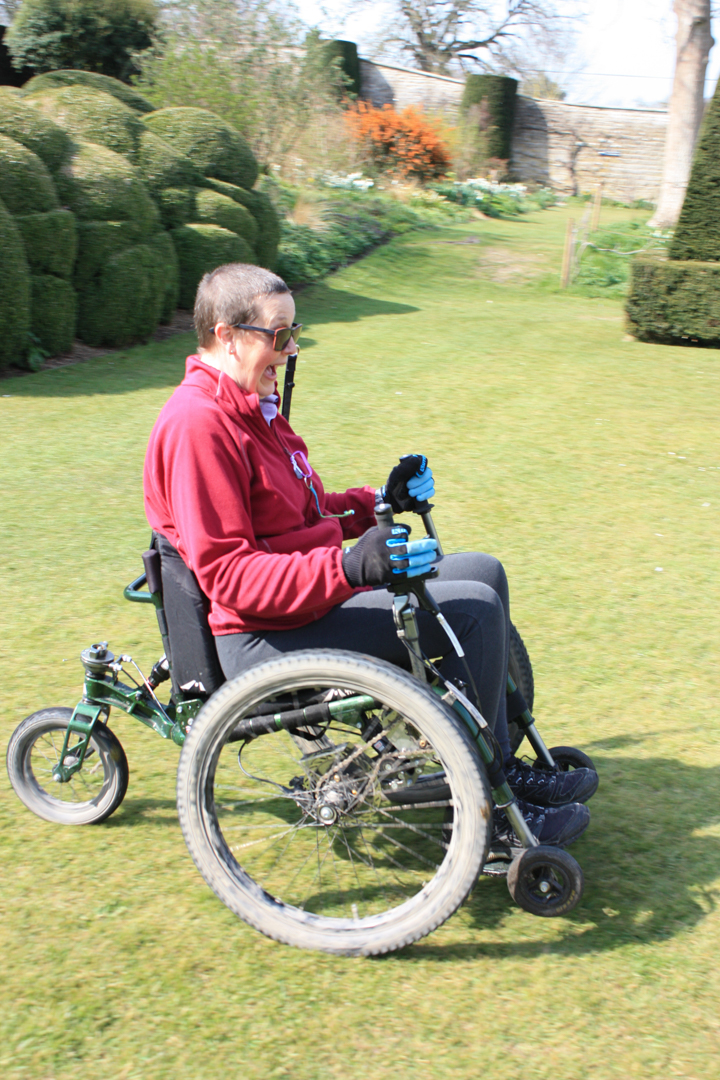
[231,322,302,351]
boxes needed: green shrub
[194,189,258,249]
[0,86,73,172]
[204,179,280,267]
[29,274,76,354]
[54,139,159,235]
[6,1,157,84]
[146,230,179,323]
[170,223,254,308]
[154,186,196,229]
[0,196,31,371]
[0,134,59,214]
[21,70,154,113]
[73,219,143,290]
[626,257,720,344]
[24,85,145,158]
[668,78,720,262]
[143,108,258,189]
[77,241,168,347]
[14,209,78,277]
[461,75,518,160]
[135,130,203,193]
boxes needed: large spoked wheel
[508,622,534,755]
[7,707,129,825]
[507,846,583,917]
[177,650,493,956]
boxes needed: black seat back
[153,533,225,697]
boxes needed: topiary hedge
[627,78,720,345]
[73,219,145,290]
[54,139,159,235]
[30,274,76,355]
[626,257,720,344]
[21,70,154,114]
[147,230,179,324]
[14,209,77,277]
[143,107,258,189]
[24,85,145,159]
[323,40,361,97]
[461,74,518,161]
[668,79,720,262]
[193,189,259,249]
[0,87,73,173]
[0,196,31,371]
[171,224,254,308]
[0,134,60,214]
[203,179,280,267]
[77,241,174,347]
[135,129,203,193]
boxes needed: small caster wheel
[534,745,596,774]
[507,845,583,917]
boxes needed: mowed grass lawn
[1,202,719,1080]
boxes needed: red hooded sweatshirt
[143,355,377,635]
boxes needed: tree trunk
[649,0,714,228]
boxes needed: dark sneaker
[505,755,598,807]
[490,798,590,858]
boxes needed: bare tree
[357,0,580,76]
[649,0,714,228]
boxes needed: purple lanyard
[288,450,354,520]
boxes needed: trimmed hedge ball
[30,274,76,355]
[55,139,160,235]
[203,178,280,268]
[73,219,144,291]
[24,86,145,159]
[21,71,154,114]
[135,130,203,194]
[154,186,196,229]
[0,134,60,214]
[170,223,254,308]
[77,242,168,347]
[14,209,78,278]
[143,108,258,189]
[0,87,73,173]
[147,230,180,324]
[0,196,31,371]
[194,188,258,249]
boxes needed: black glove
[342,524,411,588]
[383,455,433,514]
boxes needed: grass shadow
[377,753,720,961]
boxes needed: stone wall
[359,59,464,114]
[359,57,668,203]
[512,97,668,202]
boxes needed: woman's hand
[382,455,435,513]
[342,525,439,588]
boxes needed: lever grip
[142,549,163,596]
[374,501,395,529]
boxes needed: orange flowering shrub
[345,101,451,181]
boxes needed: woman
[144,263,595,848]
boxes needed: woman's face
[206,292,298,396]
[231,293,298,397]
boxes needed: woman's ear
[213,322,236,351]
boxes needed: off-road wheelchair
[7,495,596,956]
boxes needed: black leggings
[215,552,512,761]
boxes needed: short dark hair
[194,263,291,349]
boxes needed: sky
[295,0,720,110]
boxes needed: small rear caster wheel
[534,745,596,774]
[507,845,583,917]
